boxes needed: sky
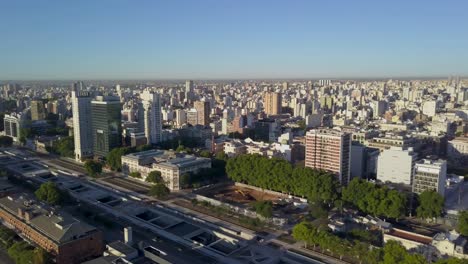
[0,0,467,80]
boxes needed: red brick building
[0,195,104,264]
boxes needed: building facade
[91,96,122,157]
[194,101,210,127]
[305,129,351,184]
[377,147,417,186]
[121,150,211,190]
[263,91,282,115]
[413,159,447,196]
[139,90,162,145]
[30,100,46,121]
[4,113,23,142]
[71,83,93,161]
[0,195,104,264]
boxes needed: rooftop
[0,194,98,244]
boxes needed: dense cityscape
[0,78,466,264]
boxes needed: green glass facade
[91,97,122,157]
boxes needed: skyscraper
[139,90,162,145]
[91,96,122,157]
[305,129,351,185]
[194,100,210,126]
[71,82,93,161]
[30,100,46,120]
[185,80,194,102]
[263,91,282,115]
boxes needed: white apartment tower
[413,159,447,196]
[140,90,162,145]
[71,82,93,161]
[377,147,417,186]
[4,113,24,142]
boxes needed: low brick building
[0,195,104,264]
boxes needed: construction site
[195,183,309,223]
[199,184,283,206]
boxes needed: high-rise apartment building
[175,109,186,128]
[305,129,351,184]
[185,80,194,102]
[413,159,447,196]
[139,90,162,145]
[71,82,93,161]
[263,92,282,115]
[186,109,198,126]
[377,147,417,186]
[194,100,210,126]
[30,100,46,120]
[91,96,122,157]
[4,113,23,142]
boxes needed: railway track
[104,177,150,194]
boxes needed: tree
[458,211,468,236]
[292,222,313,248]
[8,241,35,264]
[382,240,408,264]
[35,182,61,205]
[253,201,273,218]
[106,147,132,171]
[416,190,444,220]
[146,171,162,183]
[199,150,212,158]
[362,248,384,264]
[129,171,141,178]
[52,136,74,157]
[342,178,406,219]
[403,253,428,264]
[435,257,468,264]
[84,160,102,177]
[226,154,338,204]
[33,248,51,264]
[297,120,306,131]
[0,226,16,248]
[180,173,191,188]
[149,183,170,199]
[0,136,13,147]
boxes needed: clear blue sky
[1,0,467,80]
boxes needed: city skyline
[1,0,468,80]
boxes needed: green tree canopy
[129,171,141,179]
[52,136,74,157]
[146,171,162,183]
[253,201,273,218]
[342,178,407,219]
[34,182,61,205]
[106,147,132,171]
[199,150,212,158]
[416,190,444,220]
[84,160,102,177]
[383,240,407,264]
[457,211,468,236]
[226,154,339,205]
[149,183,170,199]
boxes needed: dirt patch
[198,184,282,206]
